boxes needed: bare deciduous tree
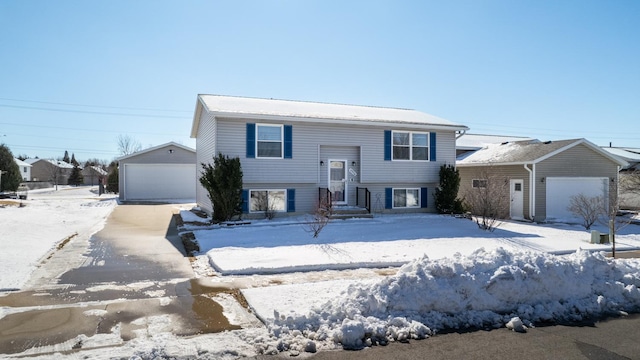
[117,134,142,156]
[462,169,510,232]
[567,194,604,230]
[599,178,632,258]
[303,197,333,238]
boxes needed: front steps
[330,206,373,220]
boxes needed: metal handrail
[356,187,371,213]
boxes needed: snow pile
[254,248,640,352]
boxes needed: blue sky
[1,0,638,161]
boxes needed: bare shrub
[599,178,632,257]
[252,191,278,220]
[567,194,604,230]
[463,169,510,232]
[303,197,333,238]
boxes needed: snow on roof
[83,166,108,175]
[602,147,640,162]
[117,141,195,161]
[193,95,469,136]
[24,158,74,168]
[456,133,534,150]
[14,158,32,167]
[457,138,628,167]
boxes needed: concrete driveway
[0,203,250,356]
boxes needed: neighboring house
[25,159,74,185]
[117,142,196,201]
[190,94,469,218]
[456,133,533,157]
[602,146,640,209]
[81,166,108,186]
[457,138,628,222]
[14,158,32,181]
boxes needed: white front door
[510,179,524,219]
[329,160,347,204]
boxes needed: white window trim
[391,130,430,161]
[249,189,287,213]
[472,179,488,188]
[392,187,421,209]
[256,123,284,159]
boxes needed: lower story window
[393,188,420,208]
[250,190,286,212]
[472,179,488,188]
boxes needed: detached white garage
[545,177,609,221]
[118,142,196,202]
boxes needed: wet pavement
[0,204,250,356]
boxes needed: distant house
[457,139,628,222]
[456,133,534,157]
[602,146,640,209]
[190,94,469,218]
[117,142,196,201]
[81,166,108,186]
[25,159,74,185]
[14,158,32,181]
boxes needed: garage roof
[117,142,195,161]
[457,138,629,167]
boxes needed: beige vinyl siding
[195,111,217,214]
[458,165,531,219]
[535,143,619,220]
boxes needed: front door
[510,179,524,219]
[329,160,347,205]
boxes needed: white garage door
[546,177,608,221]
[124,164,196,201]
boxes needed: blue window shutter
[384,130,392,161]
[287,188,296,212]
[284,125,293,159]
[246,123,256,158]
[385,187,392,209]
[421,187,428,208]
[430,132,437,161]
[241,189,249,213]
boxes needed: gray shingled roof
[457,138,627,167]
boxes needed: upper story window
[392,131,429,161]
[257,124,283,158]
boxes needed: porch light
[320,160,324,166]
[168,149,174,154]
[541,177,545,183]
[351,161,356,166]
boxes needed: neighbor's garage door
[546,177,608,221]
[123,164,196,201]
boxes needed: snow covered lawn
[191,213,640,275]
[0,186,118,291]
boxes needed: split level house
[191,95,469,218]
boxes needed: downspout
[456,130,467,139]
[524,164,535,220]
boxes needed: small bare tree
[117,134,142,156]
[567,194,604,230]
[462,169,510,231]
[303,197,333,238]
[599,178,632,258]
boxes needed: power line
[0,121,191,137]
[0,103,190,119]
[0,97,191,113]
